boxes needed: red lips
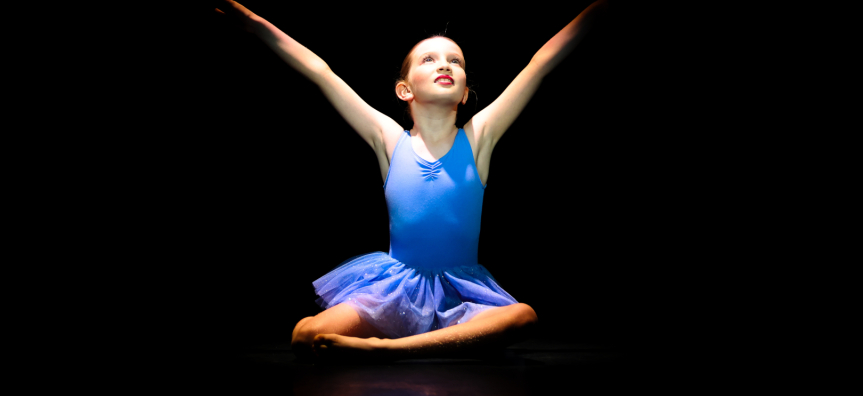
[434,75,454,83]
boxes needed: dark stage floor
[206,338,651,395]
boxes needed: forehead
[412,37,464,58]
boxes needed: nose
[437,62,451,72]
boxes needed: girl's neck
[409,102,458,143]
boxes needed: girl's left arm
[467,0,609,148]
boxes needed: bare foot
[312,334,393,363]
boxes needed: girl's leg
[291,303,389,360]
[312,303,538,360]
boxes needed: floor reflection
[228,339,624,396]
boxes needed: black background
[133,1,754,362]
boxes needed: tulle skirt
[313,252,518,339]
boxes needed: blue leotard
[313,129,518,338]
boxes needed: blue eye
[451,59,460,64]
[424,56,433,62]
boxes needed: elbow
[526,58,551,79]
[309,65,334,86]
[308,56,332,78]
[527,56,545,69]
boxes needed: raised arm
[466,0,609,148]
[215,1,401,155]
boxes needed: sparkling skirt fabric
[313,252,518,339]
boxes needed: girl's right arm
[216,1,402,158]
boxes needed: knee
[514,303,539,328]
[291,317,316,345]
[291,317,321,360]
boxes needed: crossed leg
[291,302,538,361]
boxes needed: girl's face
[403,37,469,107]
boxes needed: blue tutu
[313,252,518,339]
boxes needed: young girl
[214,0,608,361]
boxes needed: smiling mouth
[435,77,454,84]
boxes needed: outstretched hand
[213,0,257,33]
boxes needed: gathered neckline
[408,129,461,164]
